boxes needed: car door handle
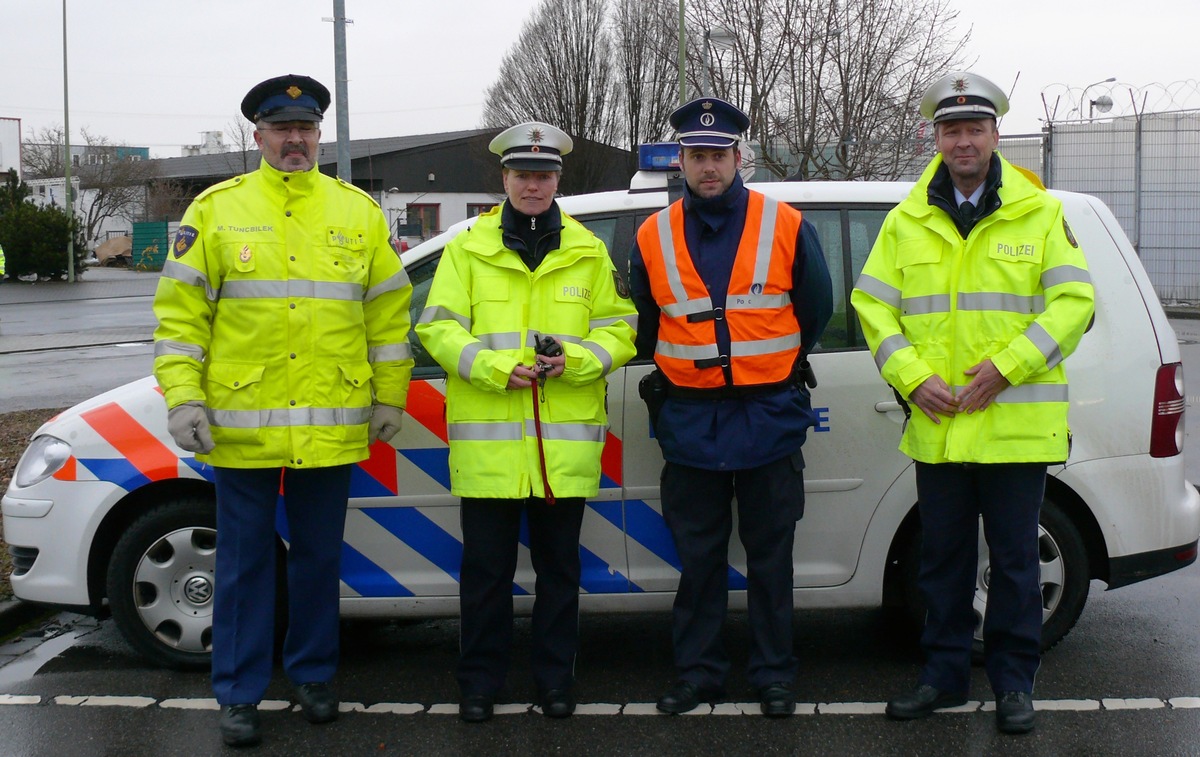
[874,401,903,413]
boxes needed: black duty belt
[664,378,798,401]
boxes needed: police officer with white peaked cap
[628,96,833,718]
[416,120,635,723]
[852,72,1094,735]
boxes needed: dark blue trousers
[661,455,804,692]
[915,462,1045,697]
[456,496,586,697]
[212,465,352,705]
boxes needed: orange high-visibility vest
[638,191,803,388]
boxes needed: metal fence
[999,110,1200,302]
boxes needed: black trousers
[661,454,804,691]
[915,462,1046,696]
[456,496,586,696]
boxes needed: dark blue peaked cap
[241,74,331,123]
[669,97,750,148]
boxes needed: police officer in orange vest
[628,97,832,717]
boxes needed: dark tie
[959,200,975,222]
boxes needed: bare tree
[22,126,159,245]
[144,178,193,222]
[610,0,679,150]
[482,0,626,193]
[224,115,258,174]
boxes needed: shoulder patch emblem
[1063,218,1079,248]
[173,226,199,259]
[613,270,631,299]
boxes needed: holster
[638,369,668,432]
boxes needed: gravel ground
[0,408,67,602]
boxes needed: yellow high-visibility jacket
[851,153,1095,464]
[152,159,413,469]
[415,204,637,499]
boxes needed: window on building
[467,203,497,218]
[407,204,440,239]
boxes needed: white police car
[4,147,1198,669]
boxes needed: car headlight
[13,435,72,488]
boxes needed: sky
[1,0,1197,159]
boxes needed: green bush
[0,201,88,280]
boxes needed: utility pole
[324,0,353,181]
[62,0,75,282]
[677,0,686,105]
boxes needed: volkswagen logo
[184,575,213,605]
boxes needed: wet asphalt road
[1,277,1199,754]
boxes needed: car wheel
[899,497,1090,653]
[107,497,216,670]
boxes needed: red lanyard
[529,378,556,505]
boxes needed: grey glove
[167,401,215,454]
[368,404,404,444]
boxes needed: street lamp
[702,27,735,96]
[1079,77,1116,120]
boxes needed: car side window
[405,252,445,376]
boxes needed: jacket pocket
[895,238,944,268]
[335,362,374,445]
[204,362,266,443]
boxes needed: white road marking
[1,696,1198,715]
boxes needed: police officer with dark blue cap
[154,73,413,747]
[628,97,833,717]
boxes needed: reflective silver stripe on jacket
[457,341,484,381]
[221,279,363,302]
[418,304,471,330]
[368,342,413,363]
[209,405,372,429]
[953,383,1069,403]
[748,197,780,286]
[1042,264,1091,289]
[1023,321,1064,369]
[655,340,722,361]
[447,420,606,444]
[448,422,524,441]
[481,332,523,351]
[957,292,1045,314]
[901,294,952,316]
[729,332,802,357]
[525,419,607,443]
[589,314,637,331]
[155,339,206,361]
[874,333,913,371]
[162,259,219,301]
[581,340,614,375]
[725,292,792,310]
[854,274,902,309]
[662,298,716,318]
[366,268,411,303]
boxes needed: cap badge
[952,77,969,93]
[700,113,715,126]
[956,96,967,104]
[702,101,713,110]
[531,145,541,153]
[286,85,302,99]
[527,126,545,143]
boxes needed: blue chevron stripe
[361,507,463,581]
[340,541,414,597]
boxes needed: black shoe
[996,691,1035,734]
[539,688,576,719]
[885,684,968,720]
[656,680,723,714]
[460,693,494,723]
[294,682,339,724]
[758,682,796,718]
[219,704,261,748]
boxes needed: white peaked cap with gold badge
[920,72,1010,123]
[489,122,574,172]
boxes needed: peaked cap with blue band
[241,74,331,123]
[669,97,750,148]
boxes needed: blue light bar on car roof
[638,142,681,171]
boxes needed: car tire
[899,496,1090,654]
[107,497,217,670]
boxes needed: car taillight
[1150,363,1185,458]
